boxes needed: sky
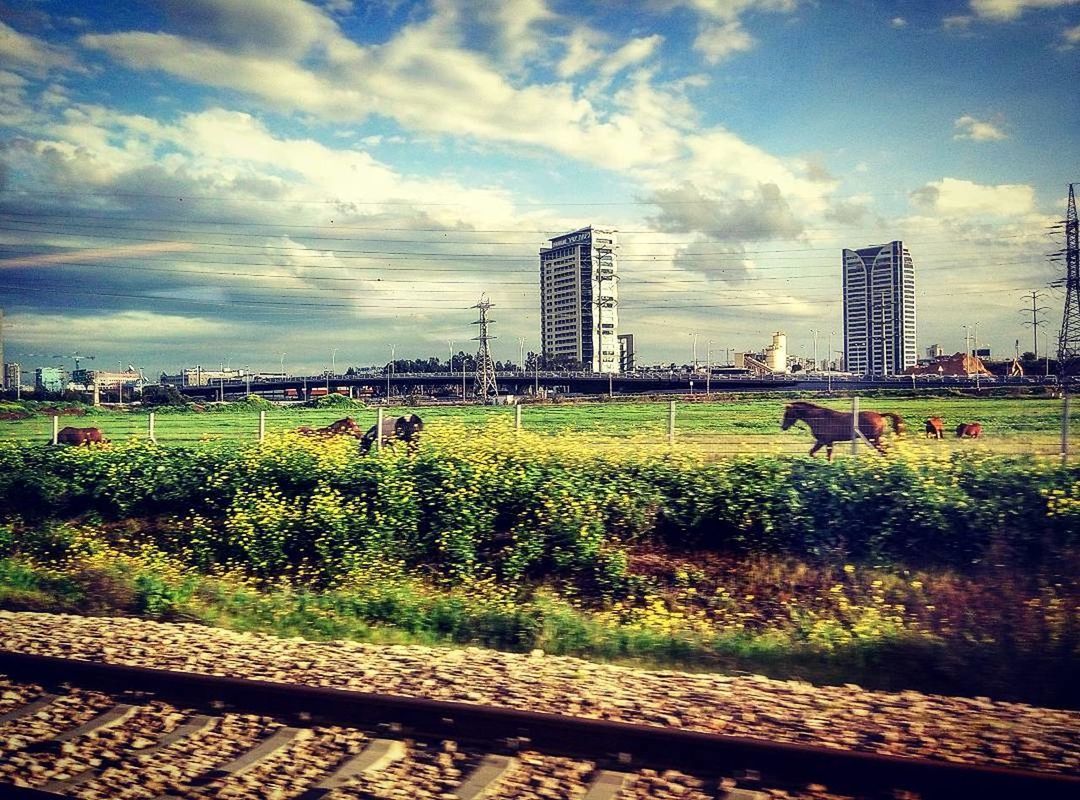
[1,0,1078,377]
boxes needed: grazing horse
[956,422,982,439]
[297,417,364,438]
[54,426,108,446]
[924,417,944,439]
[781,401,904,461]
[360,413,424,454]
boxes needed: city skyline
[0,1,1077,375]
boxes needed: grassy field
[1,394,1075,457]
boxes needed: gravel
[0,611,1076,777]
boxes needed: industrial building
[539,227,619,373]
[842,241,917,376]
[35,367,66,394]
[736,332,788,375]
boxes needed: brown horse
[956,422,982,439]
[54,426,108,446]
[297,417,364,438]
[781,401,904,461]
[924,417,944,439]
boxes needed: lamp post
[810,329,818,373]
[386,344,395,404]
[690,332,699,373]
[280,352,286,377]
[517,337,526,374]
[706,340,714,394]
[117,360,123,405]
[827,330,835,393]
[448,340,454,373]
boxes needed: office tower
[842,241,916,376]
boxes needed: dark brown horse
[956,422,982,438]
[781,401,904,461]
[297,417,364,438]
[924,417,944,439]
[360,413,424,454]
[54,426,108,446]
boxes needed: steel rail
[0,649,1076,799]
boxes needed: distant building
[35,366,66,394]
[618,334,635,372]
[3,362,20,392]
[539,227,619,373]
[160,366,246,387]
[926,344,943,360]
[842,241,917,376]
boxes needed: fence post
[52,415,59,445]
[514,403,522,431]
[258,410,266,442]
[376,407,384,453]
[148,412,156,443]
[851,396,860,456]
[668,400,676,446]
[1062,392,1071,464]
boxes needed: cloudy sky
[1,0,1078,376]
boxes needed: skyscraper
[539,227,619,373]
[842,241,916,376]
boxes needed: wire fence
[1,397,1075,460]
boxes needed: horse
[956,422,982,439]
[360,413,424,454]
[296,417,364,438]
[924,417,944,439]
[54,426,108,446]
[781,401,904,461]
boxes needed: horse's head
[780,403,800,430]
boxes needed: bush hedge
[1,424,1077,591]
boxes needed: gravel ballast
[0,611,1076,777]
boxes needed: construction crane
[55,351,96,371]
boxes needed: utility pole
[448,340,454,373]
[974,321,980,392]
[471,295,498,402]
[690,332,699,372]
[517,337,526,373]
[1055,183,1080,381]
[386,344,395,403]
[810,329,818,372]
[706,340,713,394]
[1023,290,1049,361]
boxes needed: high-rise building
[842,241,916,376]
[539,227,619,373]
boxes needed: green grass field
[1,395,1076,457]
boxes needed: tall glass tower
[539,227,619,373]
[842,241,916,376]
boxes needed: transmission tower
[471,294,498,401]
[1057,183,1080,381]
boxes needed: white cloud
[969,0,1079,22]
[557,27,603,77]
[910,177,1035,217]
[694,20,756,63]
[1061,22,1080,45]
[0,21,74,76]
[600,35,664,78]
[943,15,974,30]
[891,17,908,28]
[953,115,1008,141]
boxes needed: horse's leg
[826,442,834,461]
[809,441,824,458]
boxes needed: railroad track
[0,650,1076,799]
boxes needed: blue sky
[1,0,1078,375]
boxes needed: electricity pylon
[471,294,498,401]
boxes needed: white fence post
[258,410,266,442]
[1062,392,1071,464]
[851,396,860,456]
[668,400,676,446]
[52,415,59,445]
[376,407,384,453]
[148,412,156,443]
[515,404,522,431]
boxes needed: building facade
[35,366,66,394]
[3,362,20,393]
[842,241,917,376]
[539,227,619,373]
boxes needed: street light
[517,337,526,374]
[280,352,286,377]
[448,340,454,373]
[689,332,699,372]
[810,329,818,373]
[386,344,395,403]
[706,340,714,394]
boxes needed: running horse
[781,401,905,461]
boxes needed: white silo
[766,331,787,373]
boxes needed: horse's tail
[882,412,905,435]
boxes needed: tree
[142,384,188,407]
